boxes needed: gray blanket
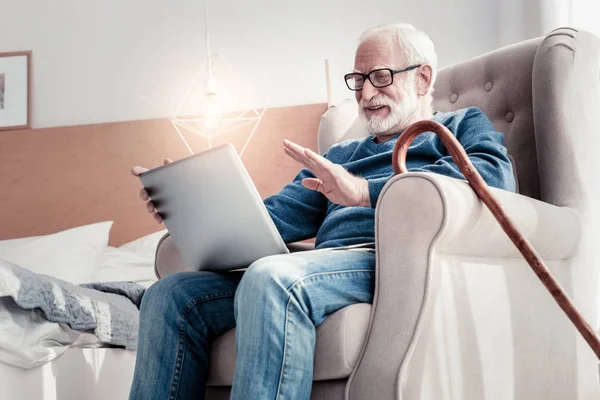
[0,259,145,350]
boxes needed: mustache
[360,95,397,109]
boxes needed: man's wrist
[359,179,371,207]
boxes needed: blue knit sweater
[264,107,516,249]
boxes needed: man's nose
[361,78,379,101]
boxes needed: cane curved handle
[392,119,600,360]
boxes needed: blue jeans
[129,248,376,400]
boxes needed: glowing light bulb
[204,93,221,129]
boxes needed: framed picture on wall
[0,51,31,131]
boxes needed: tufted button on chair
[155,28,600,399]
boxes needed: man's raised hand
[283,140,370,207]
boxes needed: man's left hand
[283,140,370,207]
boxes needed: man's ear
[416,65,433,96]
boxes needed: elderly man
[129,23,515,399]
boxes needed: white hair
[358,23,437,93]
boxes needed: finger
[305,149,340,179]
[304,148,332,171]
[284,139,316,166]
[294,148,326,174]
[302,178,323,192]
[283,142,330,179]
[163,158,173,165]
[283,140,309,159]
[140,188,149,201]
[284,148,312,170]
[131,166,149,177]
[283,140,307,163]
[145,200,156,213]
[283,147,307,165]
[283,139,302,151]
[285,141,323,172]
[153,212,163,224]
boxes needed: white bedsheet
[0,347,136,400]
[0,229,164,372]
[0,297,84,369]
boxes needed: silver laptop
[139,144,289,271]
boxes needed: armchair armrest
[154,233,187,279]
[348,172,582,400]
[154,234,316,279]
[424,173,580,259]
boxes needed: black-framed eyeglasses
[344,64,421,91]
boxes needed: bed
[0,104,325,400]
[0,223,166,400]
[0,346,137,400]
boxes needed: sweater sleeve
[410,107,516,192]
[264,168,328,244]
[367,176,393,208]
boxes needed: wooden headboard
[0,103,327,246]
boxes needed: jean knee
[234,255,304,317]
[142,272,180,303]
[240,255,290,290]
[139,275,174,322]
[142,272,204,324]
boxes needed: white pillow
[0,221,113,284]
[119,229,168,257]
[92,229,167,284]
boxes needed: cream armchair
[154,28,600,399]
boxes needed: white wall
[0,0,501,129]
[571,0,600,38]
[497,0,600,49]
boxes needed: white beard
[359,85,419,135]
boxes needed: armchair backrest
[318,28,600,205]
[431,37,541,199]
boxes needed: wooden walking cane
[392,119,600,360]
